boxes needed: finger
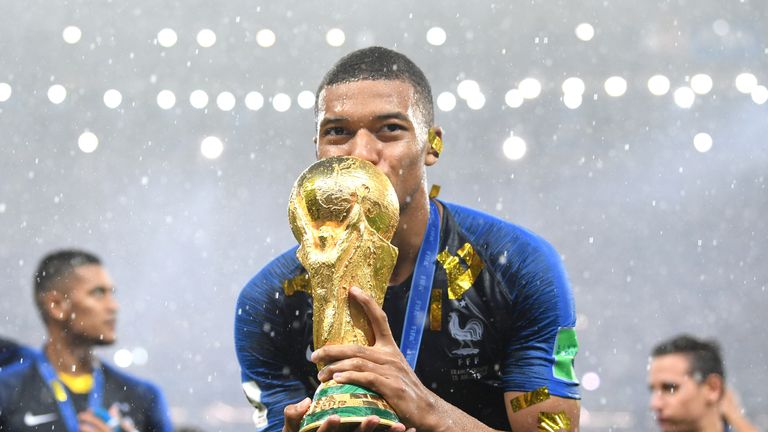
[349,286,395,346]
[316,414,341,432]
[283,398,311,432]
[313,344,386,366]
[357,415,381,432]
[77,411,109,432]
[329,370,384,394]
[318,357,380,382]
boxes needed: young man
[235,47,580,431]
[0,249,173,432]
[649,334,758,432]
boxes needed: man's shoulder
[238,245,304,299]
[101,362,163,398]
[0,358,39,404]
[443,201,559,257]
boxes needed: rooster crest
[448,311,483,355]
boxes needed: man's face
[648,354,717,432]
[58,264,119,345]
[315,80,437,211]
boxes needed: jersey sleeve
[234,248,310,432]
[446,203,580,399]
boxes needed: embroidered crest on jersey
[283,272,311,296]
[437,242,484,299]
[447,312,483,355]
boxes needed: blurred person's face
[57,264,119,345]
[648,353,719,432]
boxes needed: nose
[107,293,119,314]
[649,391,663,411]
[348,129,381,165]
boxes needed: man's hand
[282,396,410,432]
[310,286,438,431]
[78,404,137,432]
[720,388,759,432]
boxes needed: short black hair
[34,249,101,316]
[652,334,725,383]
[315,46,434,127]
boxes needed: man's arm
[504,391,579,431]
[310,287,519,432]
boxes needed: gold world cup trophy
[288,156,401,432]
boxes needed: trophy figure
[288,156,401,432]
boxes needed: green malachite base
[299,381,399,432]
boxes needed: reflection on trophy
[288,156,401,432]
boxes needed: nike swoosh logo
[24,411,58,426]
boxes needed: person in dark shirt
[0,337,32,372]
[649,334,758,432]
[0,249,172,431]
[234,46,581,431]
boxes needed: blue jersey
[0,353,172,432]
[234,201,579,430]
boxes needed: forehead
[317,80,417,118]
[649,353,691,381]
[65,264,112,289]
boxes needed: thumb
[283,398,312,432]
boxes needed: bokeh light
[156,90,176,110]
[256,29,276,47]
[216,91,236,111]
[62,26,82,44]
[157,28,178,48]
[196,29,217,48]
[519,78,542,99]
[456,80,480,100]
[575,23,595,41]
[201,136,224,159]
[297,91,315,109]
[48,84,67,104]
[272,93,291,112]
[466,92,486,110]
[503,135,527,160]
[325,28,345,47]
[189,90,209,109]
[505,89,524,108]
[562,77,586,95]
[564,93,583,109]
[647,75,671,96]
[78,131,99,153]
[604,76,627,97]
[103,89,122,109]
[690,74,713,95]
[582,372,601,391]
[426,27,447,46]
[752,85,768,105]
[673,87,695,108]
[436,91,457,112]
[693,132,713,153]
[114,349,133,368]
[0,82,12,102]
[245,91,264,111]
[735,72,758,94]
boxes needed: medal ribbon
[35,349,105,432]
[399,200,441,369]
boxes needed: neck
[389,187,439,286]
[44,329,94,375]
[698,410,725,432]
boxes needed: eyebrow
[318,112,412,129]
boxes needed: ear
[425,126,443,166]
[42,289,70,323]
[313,136,320,159]
[703,373,724,404]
